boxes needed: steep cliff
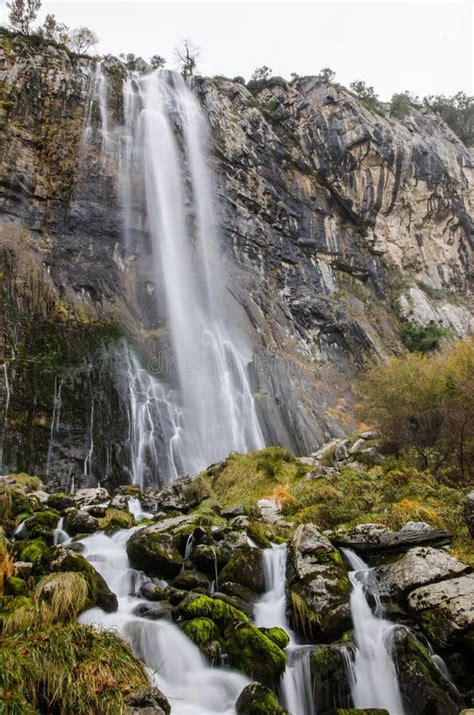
[0,31,472,488]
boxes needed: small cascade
[83,398,95,479]
[46,378,63,476]
[0,361,11,473]
[53,517,71,546]
[342,548,405,715]
[78,527,249,714]
[254,544,315,715]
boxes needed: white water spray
[0,362,11,473]
[342,548,405,715]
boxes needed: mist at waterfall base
[108,68,264,487]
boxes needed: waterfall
[0,362,11,473]
[46,378,63,476]
[78,527,249,714]
[254,544,315,715]
[342,548,405,715]
[118,69,264,484]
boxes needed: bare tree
[174,39,200,79]
[7,0,41,34]
[67,26,98,55]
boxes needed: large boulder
[287,524,351,641]
[219,545,265,594]
[74,487,110,507]
[16,509,60,544]
[46,545,118,612]
[392,627,462,715]
[125,687,170,715]
[126,529,183,578]
[380,547,469,596]
[63,508,99,536]
[334,522,453,556]
[142,475,209,513]
[235,682,289,714]
[407,573,474,649]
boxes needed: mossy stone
[180,617,219,649]
[225,622,286,685]
[14,538,48,564]
[236,682,289,714]
[5,575,28,596]
[99,507,135,534]
[260,626,290,650]
[176,594,248,629]
[126,530,183,578]
[219,545,265,593]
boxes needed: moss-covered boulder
[99,507,135,533]
[225,622,286,686]
[172,569,210,591]
[180,617,220,649]
[392,626,463,714]
[45,545,118,612]
[236,682,289,714]
[190,542,231,575]
[13,538,48,564]
[126,529,183,578]
[17,509,60,543]
[64,508,99,536]
[287,524,351,641]
[176,594,248,629]
[5,575,28,596]
[219,545,265,593]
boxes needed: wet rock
[190,542,231,575]
[17,510,60,544]
[180,617,220,651]
[176,593,248,628]
[392,626,462,715]
[132,601,172,620]
[407,573,474,649]
[212,591,254,619]
[125,686,170,715]
[110,494,129,510]
[126,529,183,578]
[236,681,289,714]
[334,523,453,556]
[63,508,99,536]
[219,545,265,594]
[138,581,166,601]
[143,475,209,513]
[172,569,210,591]
[310,644,352,713]
[380,547,469,595]
[74,487,110,507]
[464,491,474,538]
[46,493,76,512]
[287,524,351,641]
[46,545,118,612]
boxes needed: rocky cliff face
[0,31,472,488]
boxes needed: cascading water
[118,69,264,484]
[342,548,405,715]
[0,361,11,473]
[254,544,315,715]
[78,527,249,714]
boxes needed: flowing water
[78,527,249,714]
[254,544,315,715]
[342,548,405,715]
[117,69,264,484]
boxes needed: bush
[400,322,446,353]
[358,338,474,476]
[423,91,473,147]
[391,92,412,117]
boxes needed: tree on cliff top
[67,26,98,54]
[175,38,200,79]
[7,0,41,34]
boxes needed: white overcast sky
[0,0,472,99]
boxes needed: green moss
[4,473,43,492]
[98,508,135,534]
[180,617,219,648]
[5,576,27,597]
[236,682,289,714]
[15,539,48,564]
[400,322,447,353]
[24,510,60,530]
[225,622,287,685]
[177,595,248,628]
[260,626,290,650]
